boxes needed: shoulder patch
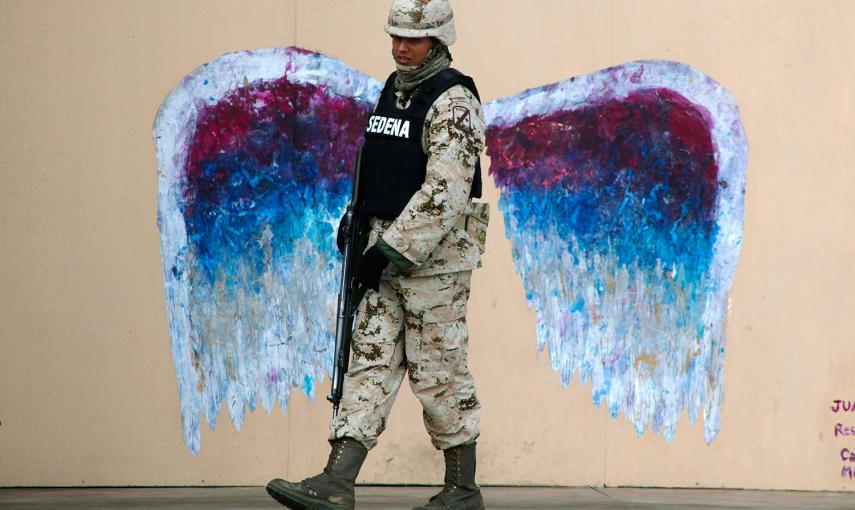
[452,105,472,129]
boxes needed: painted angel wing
[153,47,382,454]
[483,61,748,444]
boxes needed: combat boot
[266,437,368,510]
[413,441,485,510]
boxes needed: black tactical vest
[360,68,483,220]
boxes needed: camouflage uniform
[329,83,489,451]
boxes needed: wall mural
[485,63,747,444]
[153,47,747,454]
[154,48,379,453]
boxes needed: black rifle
[327,146,368,417]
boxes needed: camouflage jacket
[367,81,489,279]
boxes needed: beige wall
[1,0,854,491]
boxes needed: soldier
[267,1,488,509]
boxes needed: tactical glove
[356,245,389,291]
[336,214,347,255]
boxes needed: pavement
[0,486,853,509]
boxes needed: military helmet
[384,0,457,46]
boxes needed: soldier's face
[391,36,435,66]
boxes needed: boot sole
[412,505,485,510]
[265,483,349,510]
[411,493,485,510]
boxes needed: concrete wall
[1,0,854,490]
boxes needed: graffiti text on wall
[833,400,855,479]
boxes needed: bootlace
[324,439,348,476]
[443,447,462,493]
[301,440,349,496]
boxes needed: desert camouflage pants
[329,270,480,451]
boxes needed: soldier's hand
[336,214,347,255]
[356,245,389,291]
